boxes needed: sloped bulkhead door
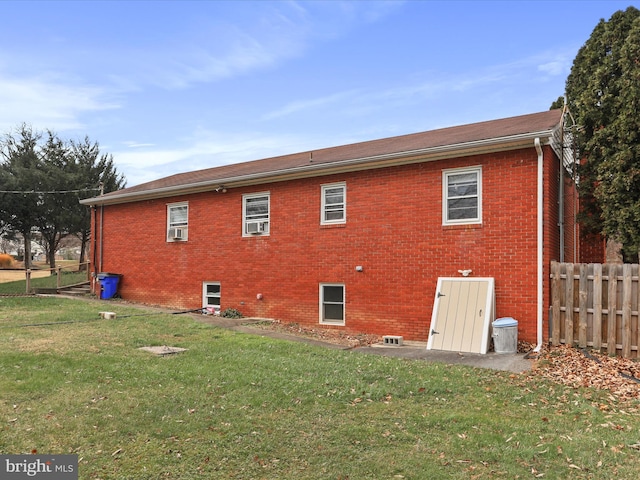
[427,277,495,354]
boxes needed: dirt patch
[0,270,50,283]
[250,320,381,348]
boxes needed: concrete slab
[354,341,533,373]
[194,315,533,373]
[139,345,188,356]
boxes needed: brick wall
[94,146,566,343]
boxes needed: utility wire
[1,308,206,329]
[0,188,101,194]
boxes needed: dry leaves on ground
[532,344,640,401]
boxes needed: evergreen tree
[0,125,45,269]
[565,6,640,256]
[0,126,125,270]
[69,137,126,267]
[37,131,74,270]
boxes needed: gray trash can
[492,317,518,354]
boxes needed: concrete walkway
[195,315,534,374]
[51,295,533,373]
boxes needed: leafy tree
[565,6,640,257]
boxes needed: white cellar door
[427,278,495,354]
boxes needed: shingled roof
[82,109,563,206]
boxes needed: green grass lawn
[1,296,639,479]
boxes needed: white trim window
[321,182,346,225]
[243,192,270,236]
[167,202,188,241]
[443,167,482,225]
[203,282,221,315]
[320,283,345,325]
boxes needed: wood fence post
[25,269,31,294]
[565,263,574,347]
[637,266,640,360]
[622,264,632,358]
[551,261,561,346]
[607,264,618,356]
[578,264,588,348]
[592,263,602,351]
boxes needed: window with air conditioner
[243,192,270,236]
[443,167,482,225]
[321,182,346,225]
[167,202,188,242]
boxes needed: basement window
[167,202,188,241]
[320,283,345,325]
[203,282,221,315]
[443,167,482,225]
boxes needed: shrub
[0,254,15,268]
[220,308,243,319]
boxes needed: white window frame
[321,182,346,225]
[319,283,345,325]
[242,192,270,237]
[442,166,482,225]
[167,202,189,242]
[202,282,221,315]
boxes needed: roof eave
[81,129,556,206]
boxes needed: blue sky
[0,1,635,187]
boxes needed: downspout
[90,203,104,295]
[98,183,104,275]
[91,206,97,274]
[534,138,544,352]
[99,205,104,274]
[559,106,566,263]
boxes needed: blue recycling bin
[98,273,121,299]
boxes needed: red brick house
[81,109,580,349]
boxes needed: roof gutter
[82,128,557,206]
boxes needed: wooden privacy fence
[550,261,640,358]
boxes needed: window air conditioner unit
[169,227,185,240]
[246,221,266,234]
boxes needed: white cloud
[120,1,404,91]
[111,129,308,186]
[0,73,120,132]
[264,47,572,121]
[538,59,571,76]
[123,141,156,148]
[262,89,360,120]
